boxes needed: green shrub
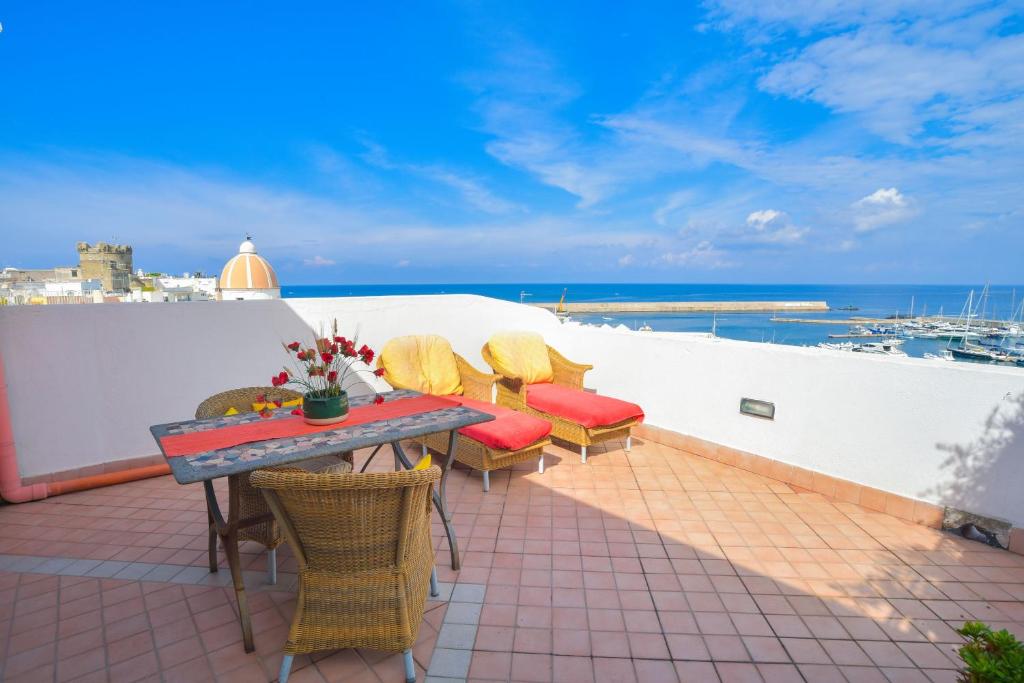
[957,621,1024,682]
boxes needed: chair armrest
[454,354,498,402]
[494,376,527,410]
[547,346,592,390]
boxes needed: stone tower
[76,242,133,292]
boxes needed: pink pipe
[0,349,49,502]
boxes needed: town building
[217,236,281,300]
[76,242,133,292]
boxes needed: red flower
[334,336,346,344]
[374,394,385,405]
[361,350,375,363]
[327,370,338,383]
[359,344,370,355]
[287,341,300,351]
[374,367,386,377]
[259,408,273,419]
[297,351,306,361]
[271,375,281,387]
[290,408,303,416]
[278,371,289,385]
[272,399,282,408]
[256,393,266,403]
[320,352,334,364]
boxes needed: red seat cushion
[525,383,644,429]
[446,396,552,451]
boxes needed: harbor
[533,300,829,313]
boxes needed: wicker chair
[195,387,351,650]
[377,336,551,491]
[251,466,440,683]
[481,342,642,463]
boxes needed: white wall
[549,324,1024,526]
[1,295,1022,527]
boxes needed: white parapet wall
[1,295,1021,528]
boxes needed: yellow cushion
[413,453,432,470]
[224,407,239,416]
[379,335,463,396]
[487,331,554,384]
[251,397,302,412]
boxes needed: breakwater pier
[533,300,829,313]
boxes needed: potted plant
[271,321,385,425]
[956,621,1024,682]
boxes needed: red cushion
[525,383,644,429]
[447,396,552,451]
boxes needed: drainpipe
[0,350,170,504]
[0,350,48,502]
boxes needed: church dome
[219,237,279,292]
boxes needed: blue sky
[1,1,1021,284]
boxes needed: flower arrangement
[267,320,385,423]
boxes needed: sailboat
[948,286,1023,365]
[555,288,571,321]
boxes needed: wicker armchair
[194,389,352,651]
[377,337,551,491]
[482,342,641,463]
[251,466,440,683]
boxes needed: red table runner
[161,394,459,457]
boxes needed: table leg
[392,438,461,570]
[203,478,256,653]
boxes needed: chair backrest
[378,335,463,396]
[484,331,554,384]
[249,468,440,573]
[195,386,303,419]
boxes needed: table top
[150,389,494,484]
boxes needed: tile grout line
[425,579,485,683]
[0,553,296,592]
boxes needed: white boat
[818,341,907,356]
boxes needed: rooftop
[0,294,1022,683]
[2,436,1022,683]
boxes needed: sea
[282,284,1023,360]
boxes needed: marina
[283,283,1024,367]
[534,300,829,313]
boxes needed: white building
[217,237,281,301]
[154,275,217,302]
[43,279,102,297]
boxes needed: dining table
[149,388,494,652]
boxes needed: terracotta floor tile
[0,438,1022,682]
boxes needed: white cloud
[395,259,410,268]
[742,209,809,244]
[617,254,635,267]
[657,241,733,269]
[653,190,695,226]
[851,187,915,231]
[303,255,335,267]
[359,140,520,215]
[0,154,661,280]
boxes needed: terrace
[1,295,1022,682]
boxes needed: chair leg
[430,566,439,597]
[580,446,587,464]
[266,547,277,585]
[482,470,490,492]
[625,436,632,452]
[403,649,415,683]
[279,653,294,683]
[538,452,544,474]
[207,506,218,573]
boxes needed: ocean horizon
[282,283,1023,359]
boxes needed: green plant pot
[302,391,349,425]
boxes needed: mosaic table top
[150,389,493,484]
